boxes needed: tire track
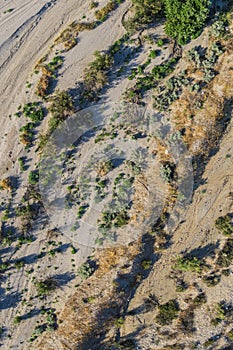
[0,0,58,71]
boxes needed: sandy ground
[0,0,133,349]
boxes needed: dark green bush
[28,170,39,185]
[217,239,233,267]
[215,214,233,236]
[156,299,179,325]
[48,90,74,133]
[18,157,26,171]
[13,316,21,325]
[22,102,44,122]
[192,292,207,307]
[35,279,56,296]
[202,274,221,287]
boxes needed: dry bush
[94,1,116,21]
[19,133,32,147]
[35,65,53,98]
[70,21,96,32]
[0,178,12,191]
[177,306,196,334]
[96,243,139,278]
[35,54,48,68]
[54,21,95,51]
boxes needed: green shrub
[160,162,176,183]
[202,274,221,287]
[203,337,216,348]
[35,279,56,296]
[77,204,89,218]
[0,262,9,272]
[77,261,95,280]
[192,292,207,307]
[13,316,21,325]
[176,279,188,292]
[14,260,25,270]
[156,299,179,325]
[98,209,130,233]
[29,324,47,342]
[211,302,226,325]
[227,329,233,341]
[174,256,202,273]
[95,1,116,22]
[157,38,164,47]
[114,316,124,327]
[4,8,14,14]
[209,18,227,38]
[215,214,233,236]
[46,309,57,331]
[90,1,99,9]
[222,268,231,276]
[124,0,163,31]
[142,260,152,269]
[22,102,44,122]
[164,0,210,45]
[28,170,39,185]
[71,245,77,254]
[47,56,64,71]
[217,239,233,267]
[153,72,190,111]
[18,157,26,171]
[149,50,157,59]
[48,90,74,133]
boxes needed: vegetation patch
[95,1,116,22]
[217,239,233,268]
[35,278,57,297]
[123,0,163,32]
[156,299,180,325]
[153,72,190,111]
[124,57,180,104]
[202,273,221,287]
[77,261,96,281]
[55,21,96,50]
[174,255,203,273]
[192,292,207,307]
[215,214,233,236]
[48,90,74,133]
[164,0,210,45]
[28,170,39,185]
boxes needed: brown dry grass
[0,178,12,191]
[54,21,95,51]
[94,1,116,21]
[35,65,53,98]
[36,243,139,349]
[171,48,233,156]
[19,132,32,147]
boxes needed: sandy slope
[1,0,232,349]
[0,1,131,349]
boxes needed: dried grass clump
[19,133,32,147]
[96,243,140,277]
[54,21,95,51]
[94,1,116,21]
[35,65,53,98]
[0,178,12,191]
